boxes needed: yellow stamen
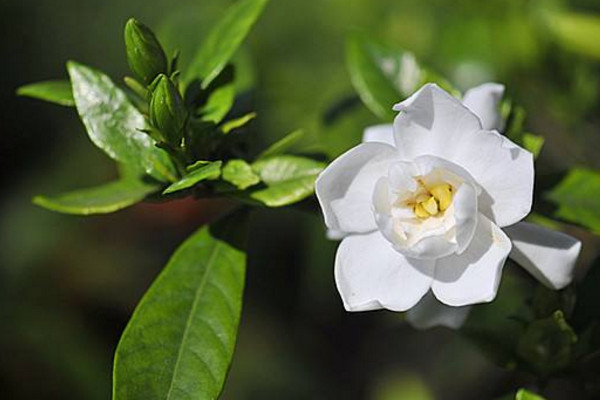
[421,196,439,215]
[414,203,430,218]
[430,184,453,211]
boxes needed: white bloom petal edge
[335,231,434,312]
[362,124,395,145]
[462,83,506,132]
[504,222,581,289]
[393,84,534,227]
[316,142,401,234]
[432,214,512,306]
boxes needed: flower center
[409,182,454,219]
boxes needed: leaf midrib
[165,238,224,400]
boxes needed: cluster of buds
[125,19,187,149]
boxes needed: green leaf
[346,34,403,120]
[201,82,235,124]
[249,155,324,207]
[257,129,304,159]
[17,80,75,107]
[546,168,600,233]
[67,61,177,182]
[183,0,270,88]
[113,219,247,400]
[515,389,546,400]
[220,112,256,134]
[546,11,600,60]
[346,34,458,120]
[33,178,159,215]
[163,161,222,194]
[222,159,260,190]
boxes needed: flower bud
[150,74,187,145]
[517,311,576,374]
[124,18,168,84]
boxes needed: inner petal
[373,155,479,259]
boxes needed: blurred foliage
[3,0,600,399]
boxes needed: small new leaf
[221,112,256,134]
[222,159,260,190]
[163,161,222,194]
[17,80,75,107]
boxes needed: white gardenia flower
[316,83,581,318]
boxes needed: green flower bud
[517,311,577,374]
[124,18,168,84]
[150,74,187,145]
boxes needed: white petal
[392,84,483,161]
[405,292,471,330]
[504,222,581,289]
[326,229,347,241]
[316,142,401,233]
[393,84,533,227]
[432,214,512,306]
[463,83,506,131]
[362,124,394,145]
[335,231,434,312]
[374,155,479,259]
[462,130,534,227]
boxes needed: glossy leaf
[257,129,304,159]
[546,168,600,233]
[67,61,177,182]
[163,161,222,194]
[346,34,402,119]
[249,155,324,207]
[17,80,75,107]
[222,159,260,190]
[346,34,457,119]
[33,178,159,215]
[113,221,246,400]
[183,0,270,88]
